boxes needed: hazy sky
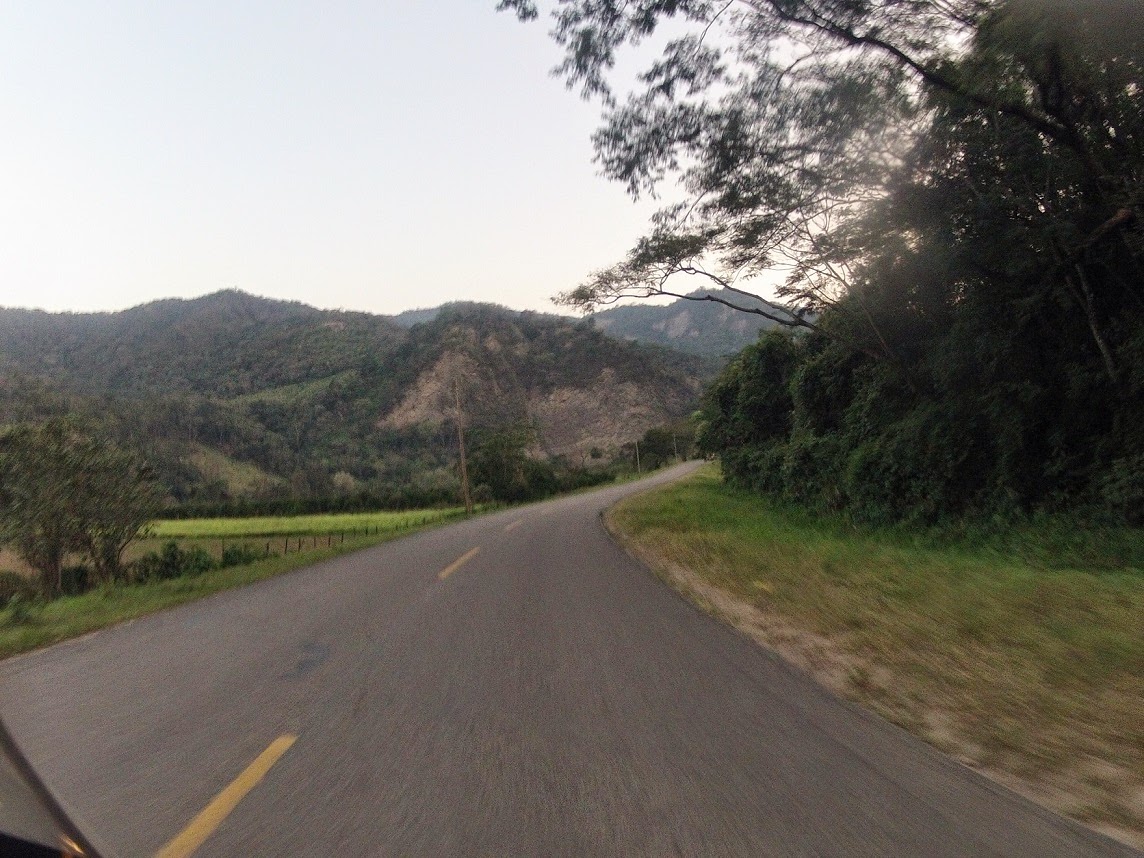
[0,2,666,317]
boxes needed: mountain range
[395,289,792,358]
[0,291,722,507]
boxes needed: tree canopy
[501,1,1141,326]
[504,0,1144,521]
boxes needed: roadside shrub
[555,467,614,493]
[131,541,215,583]
[2,593,39,627]
[60,563,91,596]
[219,544,264,568]
[0,570,38,607]
[1097,454,1144,526]
[725,443,785,495]
[841,402,991,524]
[780,431,846,510]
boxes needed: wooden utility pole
[453,379,473,515]
[635,439,641,474]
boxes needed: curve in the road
[0,463,1136,857]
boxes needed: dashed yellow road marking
[438,547,481,580]
[155,734,297,858]
[504,519,523,532]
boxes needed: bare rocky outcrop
[379,348,695,456]
[527,368,679,456]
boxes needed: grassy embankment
[608,465,1144,847]
[0,507,465,660]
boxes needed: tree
[500,1,1142,362]
[71,441,165,586]
[502,1,1144,521]
[468,425,554,502]
[0,422,80,596]
[637,426,679,469]
[0,421,163,594]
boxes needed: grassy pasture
[151,507,465,538]
[228,372,352,407]
[0,505,470,661]
[133,507,467,570]
[187,444,283,496]
[608,465,1144,847]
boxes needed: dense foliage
[507,0,1143,523]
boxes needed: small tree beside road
[0,420,163,595]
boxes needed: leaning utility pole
[453,378,473,515]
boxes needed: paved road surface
[0,463,1136,856]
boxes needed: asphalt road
[0,463,1136,857]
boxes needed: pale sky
[0,2,666,317]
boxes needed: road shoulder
[603,469,1144,853]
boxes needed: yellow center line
[438,546,480,580]
[504,519,523,532]
[155,734,297,858]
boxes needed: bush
[0,570,38,607]
[779,430,846,510]
[1097,454,1144,526]
[131,542,216,583]
[2,593,38,627]
[555,467,615,493]
[219,544,264,568]
[60,563,91,596]
[840,402,991,524]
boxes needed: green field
[608,465,1144,845]
[0,506,470,661]
[152,507,467,538]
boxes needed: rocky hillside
[1,293,709,504]
[389,291,796,359]
[589,288,797,358]
[377,303,702,457]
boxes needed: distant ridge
[590,288,796,358]
[0,289,403,397]
[391,306,441,328]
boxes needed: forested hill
[0,289,406,397]
[589,289,795,358]
[394,290,798,359]
[0,291,709,506]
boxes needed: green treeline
[698,31,1143,525]
[695,19,1144,525]
[701,317,1140,525]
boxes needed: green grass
[0,511,463,661]
[187,445,284,496]
[609,464,1144,842]
[228,372,352,406]
[152,506,467,538]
